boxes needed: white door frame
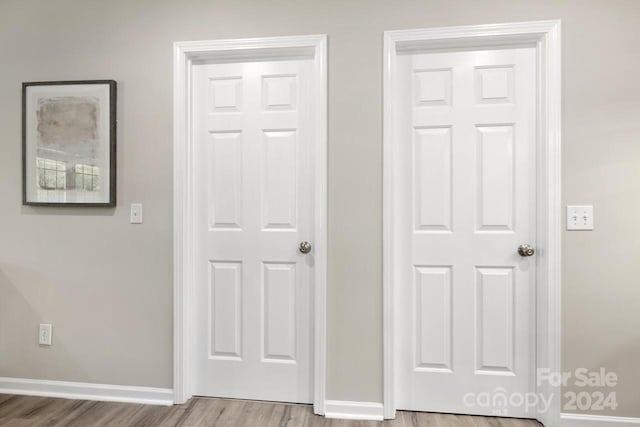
[173,35,327,415]
[383,21,561,426]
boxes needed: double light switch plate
[567,205,593,230]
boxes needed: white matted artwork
[22,80,116,206]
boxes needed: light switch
[567,205,593,230]
[130,203,143,224]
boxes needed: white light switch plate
[130,203,143,224]
[567,205,593,230]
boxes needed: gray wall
[0,0,639,418]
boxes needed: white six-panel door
[394,47,537,418]
[192,59,315,403]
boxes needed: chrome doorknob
[299,241,312,254]
[518,244,535,257]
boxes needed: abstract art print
[22,80,116,206]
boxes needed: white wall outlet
[567,205,594,230]
[39,324,52,346]
[130,203,143,224]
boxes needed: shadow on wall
[0,265,87,381]
[19,206,116,216]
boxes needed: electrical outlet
[567,205,594,230]
[39,324,52,346]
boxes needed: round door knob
[518,244,535,257]
[299,241,312,254]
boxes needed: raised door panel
[262,130,297,230]
[476,125,515,232]
[475,66,514,104]
[208,131,243,229]
[263,75,297,111]
[475,267,515,374]
[414,68,452,107]
[414,127,452,232]
[414,266,452,372]
[262,262,297,362]
[209,76,243,112]
[209,261,243,360]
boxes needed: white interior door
[192,58,315,403]
[394,47,537,418]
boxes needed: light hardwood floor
[0,394,542,426]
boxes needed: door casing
[173,35,327,415]
[383,21,561,427]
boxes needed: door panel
[476,266,515,373]
[262,262,297,362]
[193,59,314,404]
[209,261,243,360]
[414,266,453,371]
[414,127,452,231]
[476,125,515,231]
[262,130,298,229]
[395,47,537,418]
[208,132,242,229]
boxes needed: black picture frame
[22,80,117,207]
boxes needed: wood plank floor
[0,394,542,426]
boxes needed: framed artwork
[22,80,117,206]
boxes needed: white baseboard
[562,413,640,427]
[0,377,173,406]
[324,400,384,420]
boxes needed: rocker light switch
[567,205,593,230]
[130,203,143,224]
